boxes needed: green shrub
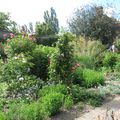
[39,84,68,97]
[115,58,120,72]
[102,52,118,69]
[74,55,95,69]
[116,38,120,52]
[63,95,73,109]
[0,55,43,101]
[49,33,74,84]
[82,69,104,88]
[40,93,64,117]
[4,38,36,57]
[0,54,32,83]
[36,35,58,46]
[7,102,43,120]
[70,85,103,106]
[0,112,6,120]
[29,45,56,80]
[72,67,83,85]
[70,85,87,103]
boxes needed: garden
[0,3,120,120]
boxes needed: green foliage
[49,33,74,84]
[70,85,103,106]
[63,95,73,109]
[82,69,104,88]
[0,112,6,120]
[0,12,10,30]
[70,85,87,103]
[0,55,42,101]
[7,102,43,120]
[115,60,120,72]
[35,22,53,36]
[0,43,6,60]
[4,38,36,57]
[72,67,83,85]
[74,37,105,57]
[116,38,120,52]
[74,55,95,69]
[86,91,103,107]
[0,54,32,82]
[29,45,56,80]
[40,93,64,117]
[36,35,58,46]
[39,84,68,97]
[44,7,59,34]
[102,52,118,69]
[0,83,7,110]
[68,5,118,44]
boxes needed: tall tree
[68,5,118,45]
[35,22,53,37]
[44,7,59,34]
[29,22,33,33]
[9,20,18,33]
[0,12,11,30]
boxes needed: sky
[0,0,120,28]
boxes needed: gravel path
[76,95,120,120]
[51,95,120,120]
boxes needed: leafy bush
[71,67,83,85]
[40,93,64,117]
[0,55,42,101]
[86,91,104,107]
[82,69,104,88]
[114,58,120,72]
[102,52,118,69]
[0,112,6,120]
[29,45,56,80]
[7,102,43,120]
[70,85,103,106]
[116,38,120,52]
[74,55,95,69]
[36,35,58,46]
[70,85,87,103]
[49,33,74,84]
[7,93,64,120]
[63,95,73,109]
[39,84,68,97]
[4,38,36,57]
[0,54,32,83]
[74,37,104,57]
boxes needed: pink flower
[3,34,7,38]
[10,33,14,38]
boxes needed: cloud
[0,0,93,27]
[104,7,116,17]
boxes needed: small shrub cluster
[4,38,36,57]
[82,69,104,88]
[29,45,56,80]
[49,33,75,84]
[6,84,72,120]
[39,84,68,97]
[72,68,104,88]
[36,35,58,46]
[70,85,103,107]
[102,52,119,70]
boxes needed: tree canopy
[0,12,11,31]
[68,5,118,44]
[44,7,59,34]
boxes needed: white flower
[22,59,27,63]
[14,56,18,59]
[19,77,24,81]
